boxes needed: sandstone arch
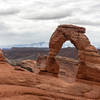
[45,25,100,82]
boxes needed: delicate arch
[48,25,91,57]
[45,25,100,78]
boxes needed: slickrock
[0,55,100,100]
[0,58,100,100]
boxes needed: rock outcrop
[0,49,6,62]
[37,55,79,82]
[44,24,100,82]
[19,60,37,72]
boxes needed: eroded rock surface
[45,24,100,82]
[0,49,100,100]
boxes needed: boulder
[19,60,37,72]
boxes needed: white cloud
[0,0,100,47]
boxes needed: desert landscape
[0,24,100,100]
[0,0,100,99]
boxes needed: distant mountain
[0,42,49,49]
[0,41,99,49]
[3,47,100,60]
[3,47,78,60]
[14,42,49,48]
[0,41,74,49]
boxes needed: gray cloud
[58,18,100,26]
[0,8,20,16]
[23,11,72,20]
[0,22,8,30]
[19,6,73,20]
[0,31,50,46]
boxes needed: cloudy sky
[0,0,100,47]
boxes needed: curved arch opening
[58,41,78,59]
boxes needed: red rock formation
[13,60,37,72]
[21,60,36,70]
[44,24,100,82]
[0,46,100,99]
[0,49,6,62]
[37,55,79,82]
[0,57,100,100]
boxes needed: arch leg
[46,31,66,74]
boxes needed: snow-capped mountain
[13,42,49,48]
[0,41,99,49]
[13,41,74,48]
[0,42,49,49]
